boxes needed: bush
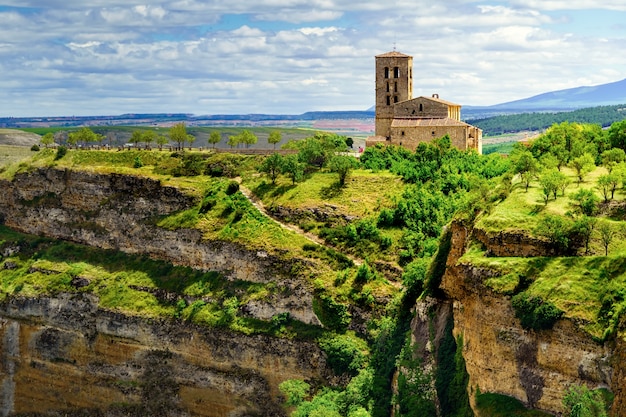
[225,180,240,195]
[511,293,563,330]
[133,156,143,168]
[279,379,310,407]
[30,144,40,152]
[54,145,67,160]
[318,334,367,376]
[313,293,351,332]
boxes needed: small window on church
[394,81,398,92]
[386,96,391,106]
[384,67,389,78]
[419,103,423,112]
[386,82,390,92]
[394,96,398,103]
[401,131,405,136]
[432,131,436,136]
[394,67,400,78]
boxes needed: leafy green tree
[129,130,143,148]
[329,155,359,186]
[142,130,157,149]
[156,134,169,150]
[279,379,310,407]
[539,153,559,171]
[572,215,597,255]
[570,153,596,184]
[40,132,55,148]
[259,153,284,184]
[282,154,305,184]
[601,148,625,173]
[597,173,620,201]
[608,119,626,150]
[69,127,97,148]
[239,129,258,148]
[185,133,196,149]
[569,189,599,216]
[208,131,221,148]
[539,170,560,204]
[227,134,240,149]
[534,214,573,251]
[510,146,539,191]
[597,221,616,256]
[169,122,188,150]
[563,384,609,417]
[268,130,282,149]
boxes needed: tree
[268,130,282,149]
[572,215,597,255]
[569,188,599,216]
[186,133,196,149]
[129,130,143,148]
[227,134,240,149]
[142,130,157,149]
[570,153,596,184]
[608,119,626,150]
[156,134,169,150]
[597,221,615,256]
[208,131,221,149]
[40,132,55,148]
[329,155,359,186]
[239,130,258,148]
[511,147,539,191]
[539,170,560,204]
[169,122,188,150]
[601,148,625,173]
[534,214,573,252]
[282,154,304,184]
[259,153,284,184]
[597,173,620,202]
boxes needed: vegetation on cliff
[3,118,626,416]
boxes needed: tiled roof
[391,118,474,128]
[376,51,412,58]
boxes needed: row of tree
[40,123,285,150]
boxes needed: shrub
[313,293,351,332]
[133,156,143,168]
[511,293,563,330]
[354,263,375,284]
[225,180,240,195]
[30,144,40,152]
[318,334,367,376]
[279,379,310,407]
[54,145,67,160]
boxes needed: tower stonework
[375,51,413,138]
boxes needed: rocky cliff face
[411,221,623,416]
[0,293,330,416]
[0,167,334,416]
[0,168,319,326]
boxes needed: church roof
[391,118,477,128]
[376,51,412,58]
[414,95,461,107]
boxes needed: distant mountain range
[1,79,625,129]
[463,78,626,118]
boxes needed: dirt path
[236,180,363,266]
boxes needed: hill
[0,128,41,146]
[465,78,626,117]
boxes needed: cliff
[0,167,338,416]
[411,221,624,416]
[0,293,330,416]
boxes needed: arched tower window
[386,82,390,92]
[419,103,423,112]
[394,81,398,92]
[384,67,389,79]
[394,96,398,103]
[394,67,400,78]
[386,96,391,106]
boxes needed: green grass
[0,225,329,339]
[0,145,37,169]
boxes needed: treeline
[472,104,626,136]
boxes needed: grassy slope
[0,148,401,336]
[468,166,626,339]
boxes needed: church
[366,51,482,154]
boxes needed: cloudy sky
[1,1,625,117]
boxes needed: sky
[1,1,625,117]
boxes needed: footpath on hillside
[236,180,363,267]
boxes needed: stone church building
[367,51,482,154]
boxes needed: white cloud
[0,1,625,116]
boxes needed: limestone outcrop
[411,221,623,416]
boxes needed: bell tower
[375,51,413,138]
